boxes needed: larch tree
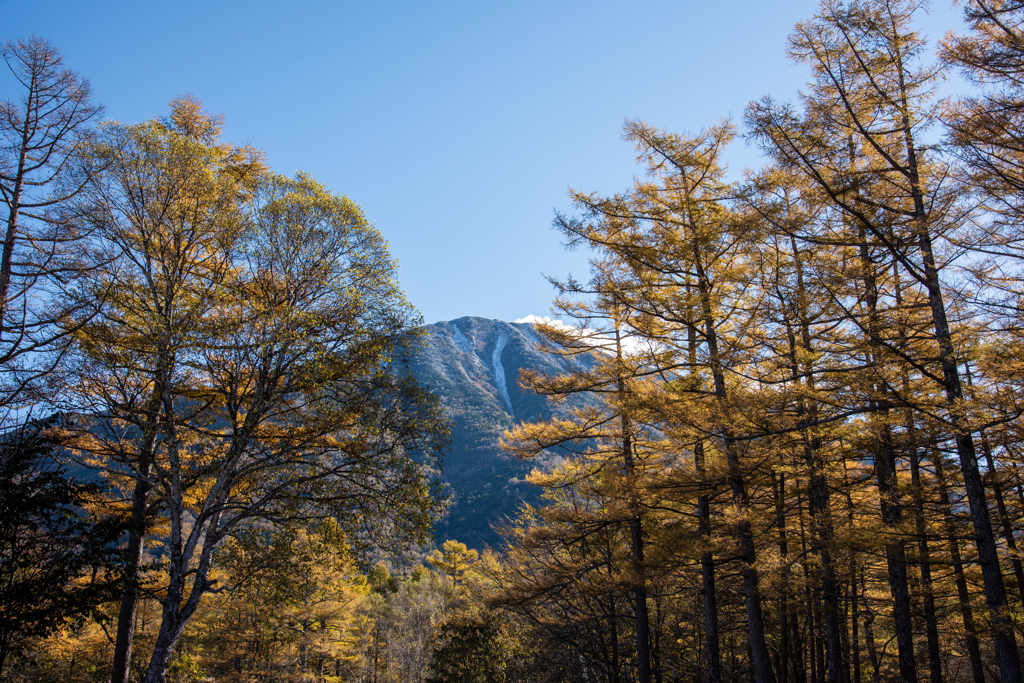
[739,167,851,683]
[526,119,780,683]
[503,296,660,683]
[0,36,102,414]
[747,1,1023,680]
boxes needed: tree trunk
[110,384,166,683]
[689,294,722,683]
[615,324,652,683]
[0,77,34,335]
[695,249,776,683]
[799,494,817,683]
[785,238,843,683]
[774,472,791,683]
[860,569,881,683]
[933,452,986,683]
[875,422,916,683]
[908,443,942,683]
[856,225,915,683]
[696,439,722,683]
[625,443,652,683]
[109,473,150,683]
[982,431,1024,605]
[900,56,1022,677]
[850,563,860,683]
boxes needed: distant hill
[404,316,596,549]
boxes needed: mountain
[405,316,596,549]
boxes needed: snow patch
[492,329,513,414]
[450,323,474,353]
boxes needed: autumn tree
[546,119,786,683]
[739,167,854,683]
[502,295,664,683]
[61,96,261,683]
[747,1,1023,680]
[428,540,480,589]
[63,99,447,683]
[0,36,102,414]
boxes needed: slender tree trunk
[919,239,1020,681]
[109,470,150,683]
[688,293,722,683]
[652,597,664,683]
[609,588,621,683]
[809,606,818,683]
[860,569,881,683]
[110,378,167,683]
[984,433,1024,605]
[804,422,842,683]
[856,226,915,683]
[850,563,861,683]
[0,83,34,336]
[813,587,825,683]
[891,264,943,683]
[1014,463,1024,508]
[965,363,1024,608]
[843,469,861,683]
[799,494,817,683]
[909,443,942,683]
[792,502,808,683]
[875,422,917,683]
[696,439,722,683]
[613,324,653,683]
[774,472,791,683]
[898,60,1022,678]
[840,592,850,683]
[933,452,986,683]
[695,249,776,683]
[785,237,843,683]
[621,416,652,683]
[793,609,806,683]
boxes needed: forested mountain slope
[406,316,594,548]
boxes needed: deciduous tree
[65,99,447,683]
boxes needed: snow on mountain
[449,322,474,353]
[491,328,513,414]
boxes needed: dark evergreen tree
[0,418,125,678]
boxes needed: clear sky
[3,0,964,325]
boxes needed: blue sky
[4,0,964,324]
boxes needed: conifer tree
[532,119,780,683]
[504,299,659,683]
[748,2,1022,679]
[0,36,102,413]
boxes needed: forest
[6,0,1024,682]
